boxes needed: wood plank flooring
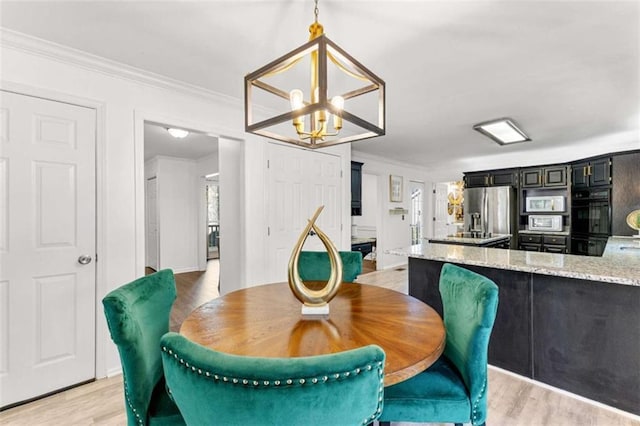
[2,263,639,425]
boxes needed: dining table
[180,281,446,386]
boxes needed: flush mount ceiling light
[166,128,189,139]
[244,0,385,149]
[473,118,531,145]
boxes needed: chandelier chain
[314,0,319,23]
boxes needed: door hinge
[340,170,343,178]
[267,160,270,168]
[95,253,98,262]
[267,227,270,236]
[432,189,436,194]
[433,217,436,221]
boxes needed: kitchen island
[428,233,511,248]
[388,237,640,415]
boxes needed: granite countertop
[351,237,376,245]
[387,236,640,287]
[518,229,571,236]
[428,234,510,245]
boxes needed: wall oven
[571,188,610,256]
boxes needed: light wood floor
[2,263,639,425]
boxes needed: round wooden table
[180,282,446,386]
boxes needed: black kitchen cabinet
[533,275,640,414]
[464,172,490,188]
[571,158,611,189]
[464,168,518,188]
[408,257,640,415]
[409,258,533,377]
[519,233,568,253]
[521,165,568,188]
[351,161,363,216]
[351,241,374,258]
[571,236,607,256]
[612,151,640,236]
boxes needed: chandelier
[244,0,385,149]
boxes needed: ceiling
[2,1,638,170]
[144,122,218,161]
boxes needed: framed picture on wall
[390,175,403,202]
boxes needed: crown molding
[0,28,242,107]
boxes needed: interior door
[146,177,159,270]
[433,183,450,238]
[0,91,96,407]
[267,143,342,283]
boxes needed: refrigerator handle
[483,189,489,235]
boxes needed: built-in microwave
[528,215,563,232]
[525,196,565,212]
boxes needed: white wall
[156,157,199,273]
[0,32,266,376]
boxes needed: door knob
[78,255,93,265]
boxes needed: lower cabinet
[408,257,640,415]
[518,234,568,253]
[571,236,607,256]
[351,241,374,258]
[533,275,640,414]
[408,258,532,377]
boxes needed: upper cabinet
[521,165,568,188]
[571,158,611,189]
[351,161,363,216]
[464,168,518,188]
[611,151,640,236]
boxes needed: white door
[433,182,451,238]
[0,91,96,407]
[267,143,342,283]
[146,177,159,270]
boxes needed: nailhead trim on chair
[471,378,487,425]
[121,371,144,425]
[162,346,384,426]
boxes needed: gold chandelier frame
[244,21,385,148]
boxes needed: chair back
[299,251,363,282]
[439,263,499,424]
[103,269,177,426]
[160,332,385,426]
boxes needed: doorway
[352,172,379,273]
[433,181,464,238]
[143,121,219,276]
[206,175,220,260]
[409,181,425,244]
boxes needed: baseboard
[105,367,122,378]
[171,266,200,274]
[488,365,640,421]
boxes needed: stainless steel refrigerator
[463,186,517,247]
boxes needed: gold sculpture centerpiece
[288,206,342,316]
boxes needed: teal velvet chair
[102,269,185,426]
[298,251,363,282]
[160,332,386,426]
[379,263,499,426]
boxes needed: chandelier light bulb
[331,96,344,130]
[289,89,304,110]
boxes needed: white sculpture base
[301,304,329,317]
